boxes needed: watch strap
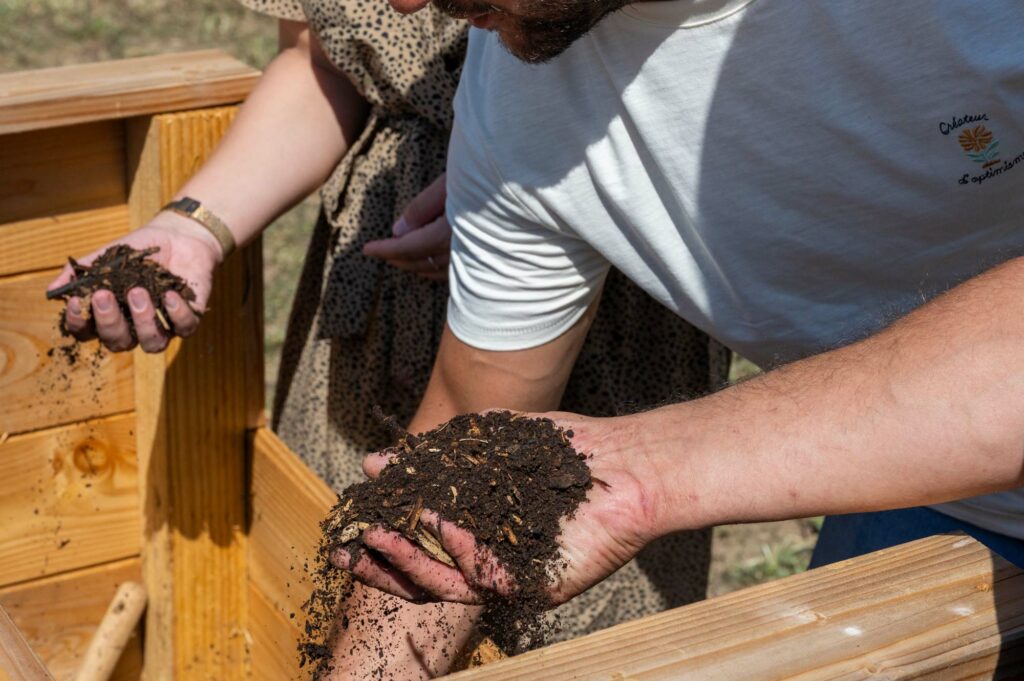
[162,197,236,258]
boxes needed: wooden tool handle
[73,582,146,681]
[0,604,54,681]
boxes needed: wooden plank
[0,205,131,278]
[0,559,142,681]
[449,535,1024,680]
[0,269,134,437]
[129,107,261,681]
[0,605,53,681]
[0,51,259,136]
[248,583,302,681]
[0,414,139,587]
[249,428,336,630]
[0,122,125,226]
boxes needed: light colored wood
[0,206,131,278]
[0,605,54,681]
[0,122,125,226]
[0,270,134,437]
[0,559,142,681]
[248,583,301,681]
[0,51,259,136]
[249,428,336,630]
[74,582,145,681]
[0,415,139,587]
[449,535,1024,680]
[130,108,262,681]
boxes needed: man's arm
[648,255,1024,533]
[345,256,1024,607]
[327,310,598,680]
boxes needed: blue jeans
[810,506,1024,569]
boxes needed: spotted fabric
[241,0,729,645]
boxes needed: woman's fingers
[364,216,451,262]
[62,297,96,341]
[127,288,170,353]
[164,291,200,337]
[92,290,136,352]
[395,173,447,233]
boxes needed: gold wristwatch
[161,197,236,258]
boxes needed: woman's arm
[50,20,370,352]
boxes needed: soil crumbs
[48,244,196,340]
[301,410,593,679]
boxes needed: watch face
[178,197,201,213]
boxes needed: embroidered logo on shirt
[940,112,1024,186]
[958,126,1001,168]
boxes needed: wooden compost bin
[2,51,1024,681]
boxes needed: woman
[50,0,728,676]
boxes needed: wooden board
[0,51,259,136]
[0,605,53,681]
[248,583,303,681]
[0,205,131,278]
[0,121,125,226]
[449,535,1024,680]
[129,108,261,681]
[249,427,336,629]
[0,414,139,587]
[0,559,142,681]
[0,269,134,437]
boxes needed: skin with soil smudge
[301,410,593,678]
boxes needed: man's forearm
[641,256,1024,534]
[174,23,368,247]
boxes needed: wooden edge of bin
[0,50,260,135]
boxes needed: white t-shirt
[445,1,1024,538]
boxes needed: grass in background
[3,2,819,597]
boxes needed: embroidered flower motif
[959,126,994,153]
[958,125,1001,167]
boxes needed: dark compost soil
[47,244,197,341]
[301,410,593,678]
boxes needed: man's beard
[433,0,628,63]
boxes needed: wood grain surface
[0,51,259,136]
[130,108,260,681]
[449,534,1024,680]
[0,206,131,278]
[0,415,139,587]
[0,122,125,226]
[0,604,53,681]
[0,559,142,681]
[0,269,134,437]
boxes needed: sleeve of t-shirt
[445,118,611,352]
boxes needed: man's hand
[334,412,663,606]
[363,173,450,281]
[46,211,222,353]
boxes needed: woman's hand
[46,211,223,353]
[335,412,666,606]
[363,173,451,281]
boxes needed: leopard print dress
[242,0,729,644]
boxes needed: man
[333,0,1024,666]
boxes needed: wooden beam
[249,427,336,630]
[0,605,53,681]
[0,206,131,278]
[0,122,125,226]
[129,108,263,681]
[0,51,259,136]
[0,559,142,681]
[0,415,139,587]
[448,535,1024,680]
[0,269,134,437]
